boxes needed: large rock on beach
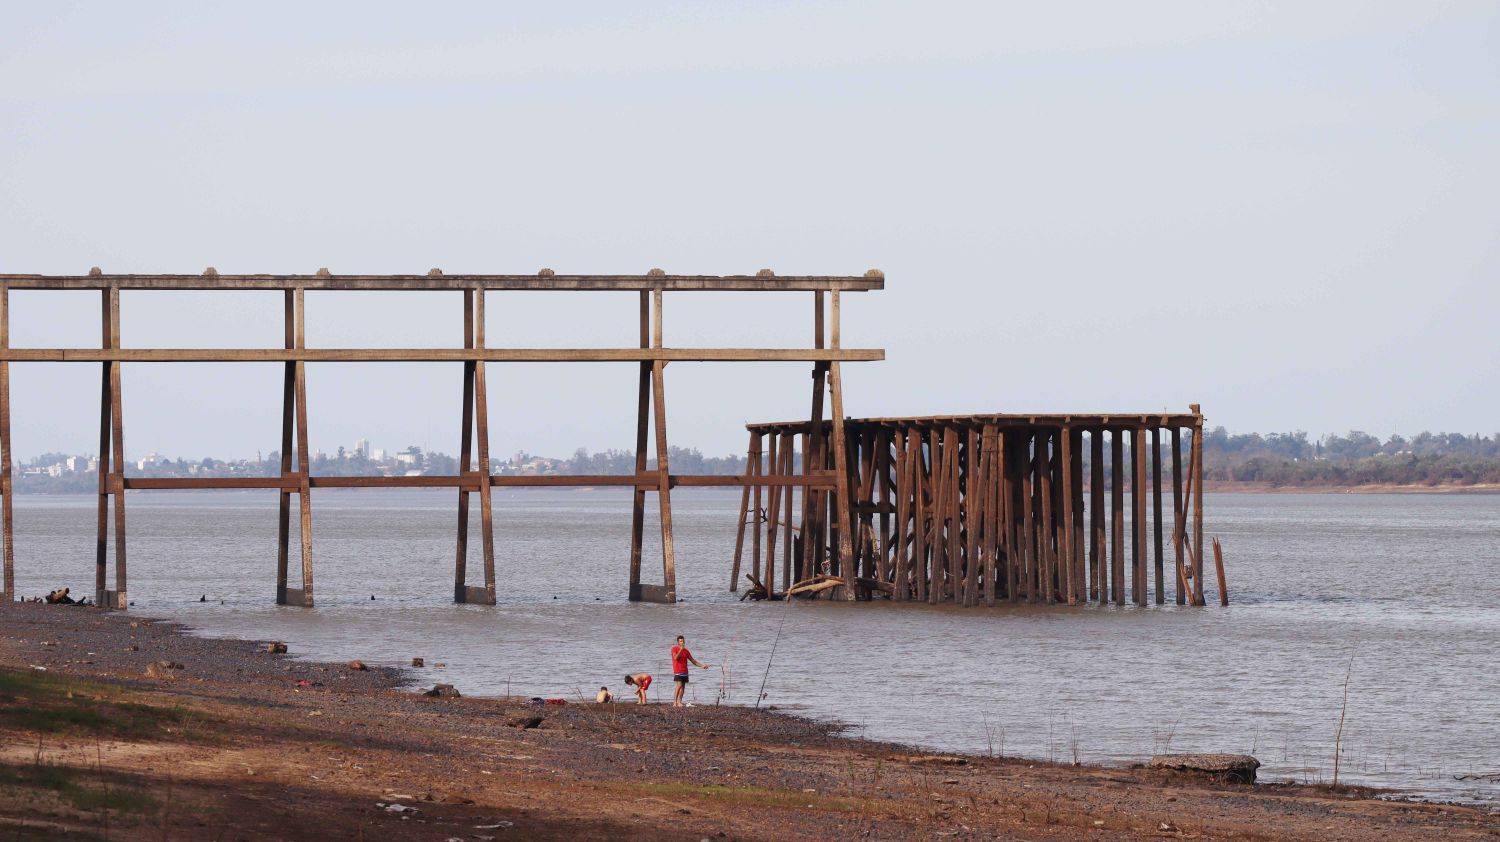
[424,683,461,698]
[1149,753,1260,783]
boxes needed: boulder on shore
[266,642,288,654]
[424,683,460,698]
[1149,753,1260,784]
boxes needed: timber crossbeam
[0,270,883,609]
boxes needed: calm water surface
[11,490,1499,806]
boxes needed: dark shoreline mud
[1,603,1495,840]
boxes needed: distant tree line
[1200,428,1500,488]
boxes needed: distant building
[65,455,88,473]
[355,438,370,458]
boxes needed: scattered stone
[145,661,181,679]
[1150,753,1260,784]
[411,657,425,667]
[425,683,461,698]
[506,714,543,729]
[1159,821,1179,832]
[381,803,420,814]
[349,660,367,671]
[267,642,288,654]
[474,821,513,829]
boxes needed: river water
[9,490,1498,806]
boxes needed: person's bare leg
[673,681,684,707]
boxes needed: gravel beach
[1,603,1494,840]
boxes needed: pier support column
[93,285,128,610]
[453,287,496,605]
[630,287,677,603]
[276,290,295,605]
[0,285,11,607]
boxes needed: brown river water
[10,490,1499,806]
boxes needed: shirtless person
[669,635,711,707]
[623,673,652,704]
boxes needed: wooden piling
[730,430,756,592]
[108,286,128,609]
[1171,426,1185,606]
[1089,429,1103,603]
[454,289,475,602]
[95,289,111,606]
[293,287,313,607]
[650,289,677,603]
[628,290,651,600]
[1191,406,1205,607]
[1213,537,1229,606]
[276,291,295,605]
[0,286,11,606]
[1110,429,1123,606]
[1133,426,1147,607]
[1151,427,1164,605]
[473,290,497,603]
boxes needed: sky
[2,1,1497,462]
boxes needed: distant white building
[65,455,88,473]
[355,438,371,458]
[137,452,165,471]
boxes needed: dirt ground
[0,603,1495,841]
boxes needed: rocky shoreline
[1,603,1495,840]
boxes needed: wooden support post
[651,289,677,603]
[876,429,892,588]
[1151,427,1165,605]
[1133,427,1148,606]
[763,433,782,595]
[96,290,111,606]
[944,427,962,603]
[987,427,1003,605]
[963,426,980,607]
[893,429,909,601]
[782,432,795,590]
[927,429,945,604]
[454,289,476,602]
[1006,434,1019,602]
[1089,429,1103,603]
[730,430,757,591]
[827,291,856,599]
[1038,430,1054,604]
[1070,427,1086,604]
[1213,537,1229,606]
[472,290,497,603]
[1021,434,1036,603]
[1171,427,1185,605]
[293,287,313,607]
[909,428,928,602]
[0,285,10,606]
[107,286,127,609]
[276,290,295,605]
[751,433,762,592]
[1110,429,1124,606]
[1191,405,1205,607]
[629,292,650,599]
[802,292,826,575]
[1060,425,1076,605]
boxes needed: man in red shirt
[669,635,710,707]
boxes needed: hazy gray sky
[3,2,1496,461]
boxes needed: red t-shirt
[671,645,692,675]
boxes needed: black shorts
[673,673,689,684]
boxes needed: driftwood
[740,573,785,601]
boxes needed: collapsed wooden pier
[733,409,1212,606]
[0,269,883,609]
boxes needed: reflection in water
[12,490,1500,806]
